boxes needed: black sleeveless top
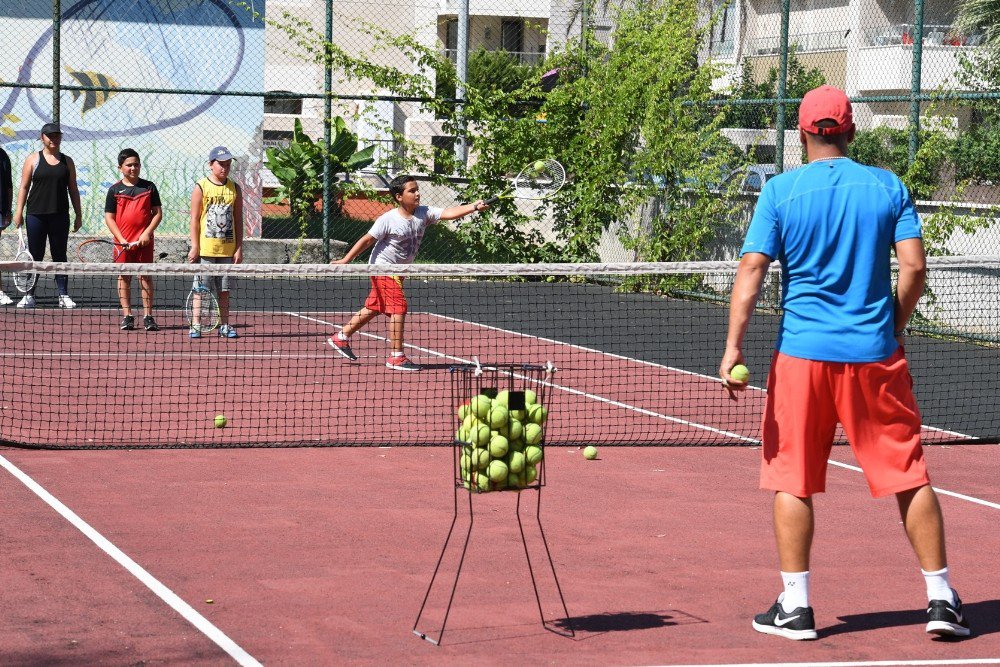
[26,151,70,215]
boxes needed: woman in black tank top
[12,124,82,308]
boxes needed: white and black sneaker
[926,589,971,637]
[752,598,818,640]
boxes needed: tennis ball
[527,404,548,425]
[472,446,490,470]
[524,445,543,465]
[583,446,598,460]
[510,409,527,421]
[471,423,491,447]
[461,414,480,432]
[457,403,471,420]
[524,389,537,405]
[460,452,471,474]
[471,394,492,420]
[532,160,546,173]
[456,426,469,443]
[524,423,543,445]
[730,364,750,383]
[506,419,524,442]
[214,415,227,428]
[488,459,509,483]
[508,450,526,474]
[489,434,509,458]
[475,473,491,492]
[495,390,509,407]
[507,471,524,488]
[525,464,538,484]
[488,405,509,429]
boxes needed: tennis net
[0,257,997,449]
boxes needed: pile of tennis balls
[455,389,548,492]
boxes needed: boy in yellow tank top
[188,146,243,338]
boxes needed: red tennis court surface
[1,310,972,447]
[2,442,998,665]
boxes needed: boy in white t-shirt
[329,175,487,371]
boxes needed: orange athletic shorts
[364,276,407,315]
[759,347,929,498]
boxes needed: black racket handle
[484,196,500,206]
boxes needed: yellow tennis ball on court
[730,364,750,383]
[583,446,598,460]
[214,415,227,428]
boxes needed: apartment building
[705,0,981,150]
[263,0,551,182]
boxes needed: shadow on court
[552,608,709,640]
[823,598,1000,639]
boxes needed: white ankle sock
[922,567,955,604]
[392,351,404,357]
[780,570,810,611]
[337,331,348,340]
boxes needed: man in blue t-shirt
[720,85,969,640]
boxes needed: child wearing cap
[188,146,243,339]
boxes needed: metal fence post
[908,0,925,165]
[322,0,333,261]
[454,0,470,168]
[52,0,60,123]
[774,0,790,173]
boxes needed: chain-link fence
[1,0,997,263]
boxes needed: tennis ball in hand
[214,415,227,428]
[583,446,598,460]
[730,364,750,383]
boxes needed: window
[264,92,303,116]
[445,19,458,51]
[501,19,524,53]
[432,136,456,175]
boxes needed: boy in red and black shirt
[104,148,163,331]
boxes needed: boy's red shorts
[364,276,407,315]
[760,347,929,498]
[114,242,154,263]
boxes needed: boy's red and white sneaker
[327,335,358,361]
[386,354,419,371]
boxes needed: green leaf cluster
[264,117,376,254]
[723,50,826,130]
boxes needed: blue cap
[208,146,234,162]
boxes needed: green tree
[265,117,376,251]
[723,49,826,129]
[955,0,1000,54]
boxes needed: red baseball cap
[799,85,853,135]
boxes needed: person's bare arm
[719,252,772,387]
[13,154,36,227]
[66,157,82,231]
[439,201,486,221]
[332,234,376,264]
[893,237,927,339]
[232,183,243,264]
[188,184,202,263]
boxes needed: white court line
[0,454,262,667]
[651,662,1000,667]
[424,311,975,441]
[288,312,757,443]
[290,312,1000,509]
[827,460,1000,510]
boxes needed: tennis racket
[484,158,566,205]
[13,227,37,293]
[76,238,137,263]
[184,277,221,333]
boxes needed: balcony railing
[442,48,545,66]
[865,24,985,47]
[748,29,848,56]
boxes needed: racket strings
[513,159,566,199]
